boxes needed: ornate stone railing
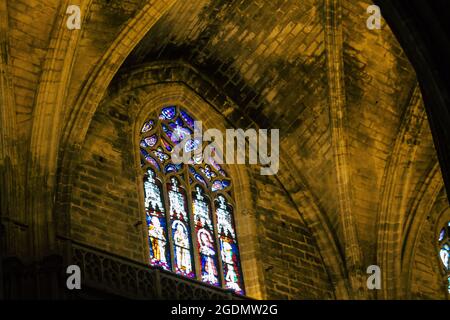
[71,242,246,300]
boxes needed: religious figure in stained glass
[139,106,244,294]
[173,220,193,276]
[198,228,219,285]
[148,216,167,264]
[216,196,244,294]
[144,169,170,270]
[225,264,241,292]
[193,186,220,286]
[221,241,234,265]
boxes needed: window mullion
[161,172,176,273]
[210,193,226,288]
[185,166,201,281]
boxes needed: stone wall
[70,108,144,262]
[251,169,334,299]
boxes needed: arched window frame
[138,105,245,295]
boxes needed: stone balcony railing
[70,242,246,300]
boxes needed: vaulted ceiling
[118,0,441,286]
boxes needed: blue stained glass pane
[189,166,207,185]
[165,163,182,173]
[211,180,231,192]
[162,124,171,133]
[163,123,192,145]
[141,148,160,171]
[169,117,184,128]
[211,180,223,192]
[140,135,158,148]
[162,124,175,142]
[195,174,207,185]
[173,126,192,144]
[160,106,176,120]
[221,180,231,188]
[161,139,172,152]
[439,228,446,242]
[181,110,195,128]
[141,120,154,133]
[153,147,170,163]
[200,165,216,180]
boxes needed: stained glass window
[216,195,244,294]
[139,106,244,294]
[144,169,170,271]
[438,222,450,294]
[194,186,220,286]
